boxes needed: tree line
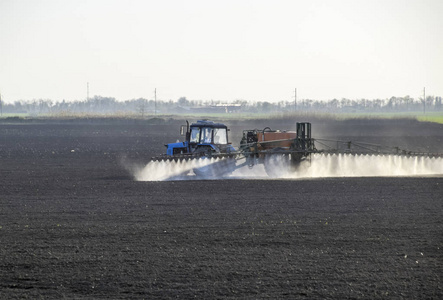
[1,95,442,116]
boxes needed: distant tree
[261,101,272,112]
[178,97,189,106]
[426,96,434,108]
[435,96,442,111]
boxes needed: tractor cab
[165,120,235,156]
[189,121,228,145]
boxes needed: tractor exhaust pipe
[185,120,190,142]
[180,120,191,142]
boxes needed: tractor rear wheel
[192,146,235,178]
[193,157,236,178]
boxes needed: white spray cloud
[132,154,443,181]
[135,158,219,181]
[280,154,443,178]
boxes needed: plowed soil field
[1,118,442,299]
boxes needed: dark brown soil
[1,119,442,299]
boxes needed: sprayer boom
[150,120,442,179]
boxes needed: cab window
[190,127,200,143]
[201,127,213,143]
[213,128,227,144]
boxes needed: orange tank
[256,131,297,150]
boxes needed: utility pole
[87,82,89,101]
[423,87,426,114]
[154,88,157,115]
[142,98,146,118]
[294,88,297,112]
[0,92,2,116]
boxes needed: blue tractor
[165,120,236,158]
[160,120,237,177]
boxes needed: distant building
[191,104,242,113]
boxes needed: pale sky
[1,0,442,103]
